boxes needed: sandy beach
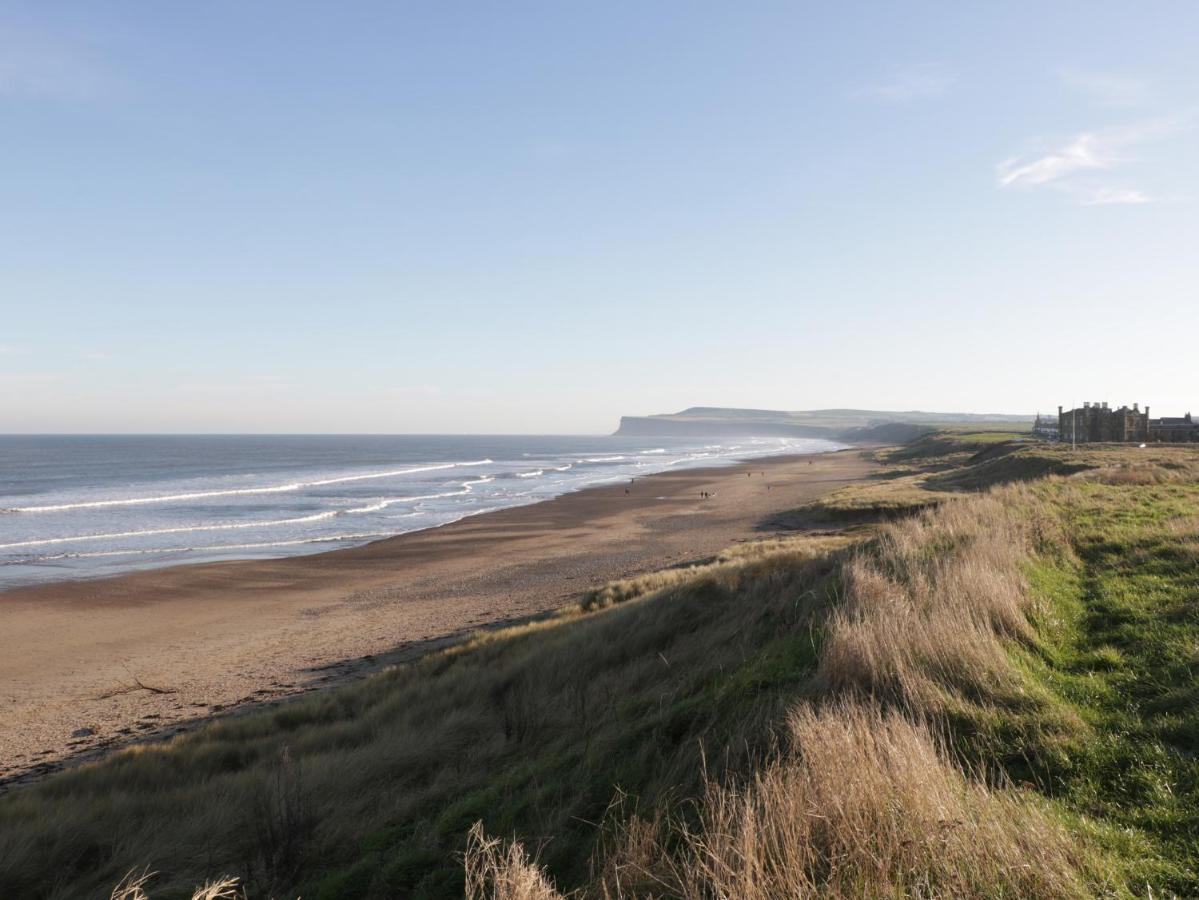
[0,448,875,787]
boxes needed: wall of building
[1148,415,1199,443]
[1058,403,1148,443]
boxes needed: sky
[2,1,1197,434]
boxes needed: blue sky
[2,2,1197,433]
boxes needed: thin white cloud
[996,134,1111,188]
[1047,182,1154,206]
[1060,69,1153,109]
[854,64,955,102]
[997,114,1190,206]
[1081,186,1152,206]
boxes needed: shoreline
[0,440,846,593]
[0,446,875,788]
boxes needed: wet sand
[0,448,875,786]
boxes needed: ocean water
[0,434,840,589]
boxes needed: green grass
[939,427,1034,442]
[1010,481,1199,893]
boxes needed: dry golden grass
[1077,456,1199,485]
[110,872,242,900]
[476,703,1097,899]
[466,487,1109,899]
[816,493,1045,717]
[581,533,855,611]
[464,823,565,900]
[642,703,1092,899]
[794,472,952,523]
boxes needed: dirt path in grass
[0,448,876,788]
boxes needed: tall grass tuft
[816,493,1046,718]
[476,703,1098,899]
[464,823,565,900]
[664,702,1094,899]
[110,872,243,900]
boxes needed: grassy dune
[2,438,1197,898]
[0,534,853,898]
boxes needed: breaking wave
[6,460,494,514]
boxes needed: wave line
[6,460,494,513]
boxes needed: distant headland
[614,406,1033,441]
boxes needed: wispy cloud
[997,133,1111,188]
[1059,68,1153,109]
[1080,186,1152,206]
[853,63,955,102]
[997,115,1190,206]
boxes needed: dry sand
[0,448,875,787]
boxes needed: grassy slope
[0,539,851,899]
[805,439,1199,895]
[2,436,1197,898]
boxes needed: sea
[0,434,841,590]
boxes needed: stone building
[1058,402,1149,443]
[1032,413,1060,439]
[1148,413,1199,443]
